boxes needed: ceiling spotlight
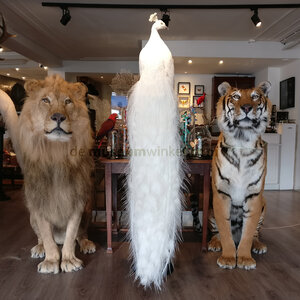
[0,47,3,52]
[6,73,10,76]
[188,59,193,64]
[100,76,104,79]
[161,9,170,27]
[219,60,224,65]
[251,8,262,27]
[15,67,20,71]
[22,76,26,80]
[184,71,188,74]
[60,7,71,26]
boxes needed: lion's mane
[18,75,94,227]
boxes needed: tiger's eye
[232,94,240,101]
[252,94,259,101]
[65,98,72,104]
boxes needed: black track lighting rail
[42,3,300,10]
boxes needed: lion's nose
[51,113,66,124]
[241,104,252,114]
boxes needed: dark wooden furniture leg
[112,173,118,234]
[105,163,113,253]
[202,164,210,252]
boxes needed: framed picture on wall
[193,96,204,108]
[194,85,204,95]
[178,82,190,94]
[178,95,190,108]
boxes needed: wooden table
[100,158,211,253]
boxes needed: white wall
[280,60,300,189]
[255,68,268,87]
[267,67,280,108]
[255,67,280,108]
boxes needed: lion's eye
[65,98,72,105]
[252,94,259,101]
[42,97,50,104]
[232,94,240,101]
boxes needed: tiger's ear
[218,82,231,96]
[258,81,271,96]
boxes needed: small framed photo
[178,82,190,95]
[193,96,204,108]
[194,85,204,95]
[178,95,190,108]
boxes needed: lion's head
[216,81,272,142]
[19,75,93,164]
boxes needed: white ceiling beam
[141,40,300,59]
[62,60,139,73]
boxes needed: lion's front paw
[208,235,222,252]
[252,239,267,254]
[61,257,83,272]
[31,244,45,258]
[237,256,256,270]
[217,255,236,269]
[38,259,60,274]
[79,239,96,254]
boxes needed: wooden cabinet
[211,76,255,118]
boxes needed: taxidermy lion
[0,75,96,274]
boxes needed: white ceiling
[0,0,300,80]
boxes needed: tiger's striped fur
[208,81,272,270]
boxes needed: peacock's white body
[127,13,184,288]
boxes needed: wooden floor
[0,186,300,300]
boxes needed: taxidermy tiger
[0,75,96,274]
[208,81,272,270]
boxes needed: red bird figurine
[97,113,118,147]
[197,92,206,106]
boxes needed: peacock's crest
[149,12,158,23]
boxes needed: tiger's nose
[241,104,252,114]
[51,113,66,124]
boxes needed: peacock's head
[149,12,168,31]
[155,20,168,30]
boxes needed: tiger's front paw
[252,239,267,254]
[217,255,236,269]
[79,238,96,254]
[237,256,256,270]
[38,259,60,274]
[208,235,222,252]
[31,244,45,258]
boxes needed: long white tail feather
[127,15,184,289]
[0,89,22,168]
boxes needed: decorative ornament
[110,72,139,96]
[197,92,206,106]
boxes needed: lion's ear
[24,80,43,94]
[71,82,88,100]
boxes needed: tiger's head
[216,81,272,142]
